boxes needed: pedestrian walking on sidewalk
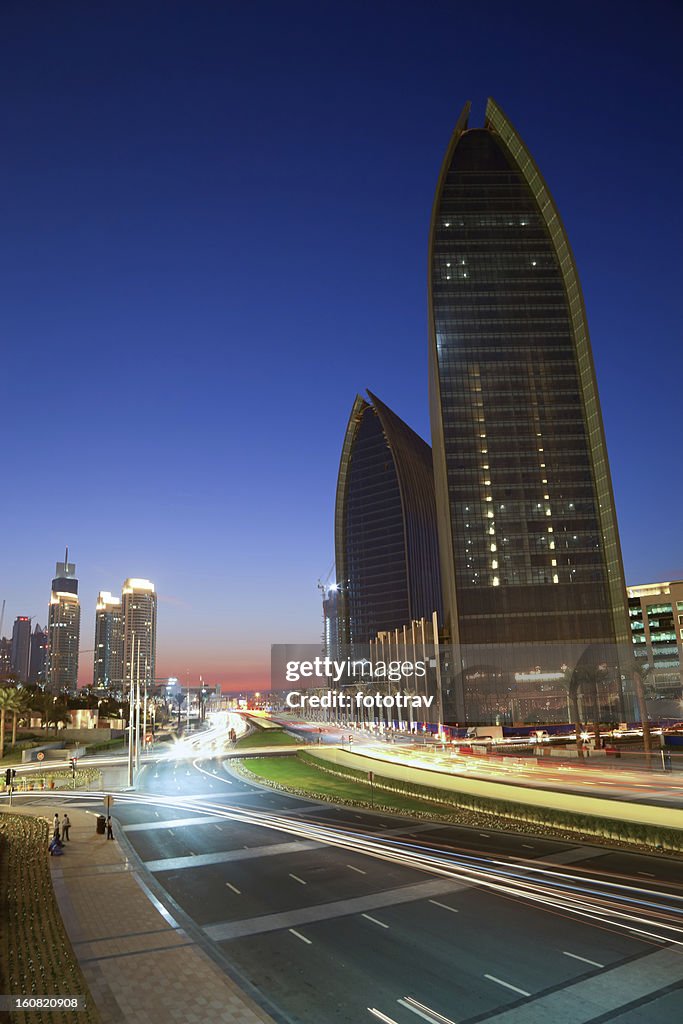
[53,813,60,840]
[106,815,114,840]
[62,813,71,841]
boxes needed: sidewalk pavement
[17,805,276,1024]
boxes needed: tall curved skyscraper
[335,391,442,649]
[428,99,630,719]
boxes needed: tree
[10,689,34,747]
[0,687,15,758]
[631,659,653,765]
[562,667,584,758]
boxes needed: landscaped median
[234,726,300,750]
[2,768,102,794]
[235,749,683,854]
[0,812,100,1024]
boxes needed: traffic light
[4,768,11,786]
[70,758,77,778]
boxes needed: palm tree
[562,667,585,758]
[0,687,15,758]
[10,689,34,747]
[631,659,653,765]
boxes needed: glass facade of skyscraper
[335,392,442,651]
[429,100,630,721]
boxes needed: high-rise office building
[11,616,32,682]
[29,623,49,685]
[121,579,157,691]
[93,591,124,691]
[627,580,683,705]
[335,391,442,649]
[321,584,341,663]
[46,551,81,693]
[428,99,630,721]
[0,637,11,677]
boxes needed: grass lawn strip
[234,753,683,858]
[235,728,300,749]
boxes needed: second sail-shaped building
[335,391,442,651]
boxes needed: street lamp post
[127,635,136,787]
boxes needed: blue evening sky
[1,1,681,687]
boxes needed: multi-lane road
[71,744,683,1024]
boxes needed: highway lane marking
[479,833,490,838]
[347,864,367,874]
[629,929,665,942]
[225,883,241,895]
[205,878,467,941]
[476,945,683,1021]
[288,928,312,944]
[522,844,534,849]
[638,871,655,878]
[124,815,224,833]
[362,913,389,928]
[289,873,307,885]
[484,975,530,997]
[428,900,459,914]
[192,759,232,785]
[214,825,222,831]
[563,951,604,968]
[144,839,318,873]
[398,995,458,1024]
[368,1009,400,1023]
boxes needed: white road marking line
[638,871,655,878]
[214,825,222,831]
[368,1009,400,1024]
[289,873,307,885]
[399,995,458,1024]
[522,844,534,849]
[479,833,490,838]
[225,883,241,894]
[562,951,604,968]
[428,900,459,914]
[484,975,530,997]
[347,864,367,874]
[397,1000,440,1023]
[168,829,175,836]
[362,913,389,928]
[289,928,312,944]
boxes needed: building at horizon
[94,591,124,691]
[46,551,80,693]
[335,391,442,652]
[321,584,341,664]
[121,578,157,693]
[428,98,631,722]
[29,622,48,685]
[0,637,11,677]
[10,616,31,682]
[627,580,683,712]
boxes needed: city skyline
[2,2,682,690]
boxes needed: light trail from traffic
[6,783,683,948]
